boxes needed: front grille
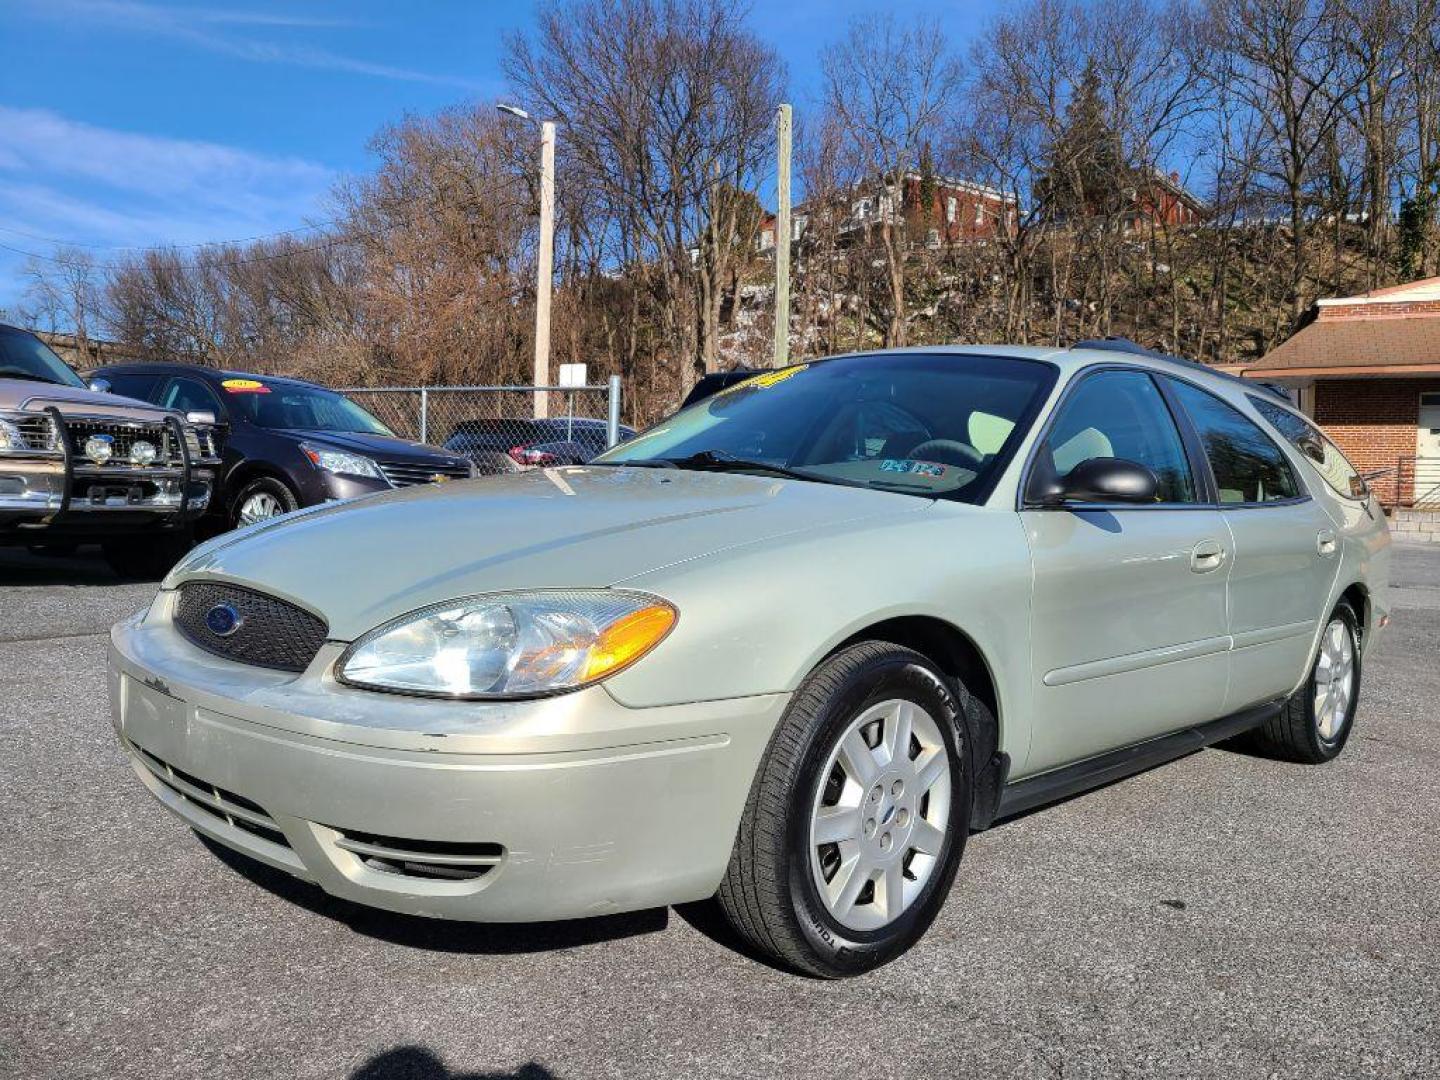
[378,460,472,487]
[133,746,290,849]
[174,581,328,672]
[332,828,504,881]
[14,415,59,451]
[64,419,181,467]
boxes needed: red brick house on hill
[758,172,1017,252]
[1217,276,1440,508]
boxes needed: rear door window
[1165,379,1300,504]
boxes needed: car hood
[5,379,165,419]
[285,428,465,465]
[168,466,927,639]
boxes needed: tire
[231,476,298,530]
[716,641,971,978]
[1250,601,1362,764]
[102,531,193,580]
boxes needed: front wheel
[1251,601,1362,763]
[716,642,970,977]
[231,476,298,529]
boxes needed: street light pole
[535,120,555,420]
[773,103,792,368]
[499,104,556,420]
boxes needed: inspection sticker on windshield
[880,459,946,478]
[221,378,270,394]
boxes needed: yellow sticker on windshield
[221,378,269,393]
[724,365,808,394]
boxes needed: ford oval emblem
[204,602,243,637]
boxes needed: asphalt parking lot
[1,544,1437,1080]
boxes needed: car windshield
[596,352,1056,501]
[225,381,393,435]
[0,326,88,389]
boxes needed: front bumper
[0,456,212,533]
[108,599,785,921]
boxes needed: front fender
[605,502,1036,770]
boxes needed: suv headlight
[300,442,384,481]
[337,590,677,698]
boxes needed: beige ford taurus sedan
[109,342,1390,977]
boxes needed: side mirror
[1031,456,1159,505]
[89,378,112,393]
[185,410,217,425]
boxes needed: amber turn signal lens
[582,603,677,681]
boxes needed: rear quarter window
[1249,395,1367,500]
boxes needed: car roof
[87,360,324,390]
[807,340,1289,405]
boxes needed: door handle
[1190,539,1227,573]
[1316,529,1338,558]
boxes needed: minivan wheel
[1252,601,1362,764]
[232,477,298,529]
[716,641,970,978]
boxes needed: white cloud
[0,106,337,297]
[0,106,331,206]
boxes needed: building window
[974,202,985,226]
[946,197,957,224]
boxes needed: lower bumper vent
[134,746,290,850]
[332,829,504,882]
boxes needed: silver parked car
[108,342,1390,977]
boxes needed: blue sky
[0,0,1004,313]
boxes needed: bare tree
[821,13,962,347]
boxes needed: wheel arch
[1338,581,1369,642]
[225,463,301,509]
[828,615,1007,831]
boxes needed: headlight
[300,442,384,481]
[0,417,25,452]
[337,590,677,698]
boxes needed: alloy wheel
[238,492,285,526]
[1313,616,1356,742]
[808,698,951,932]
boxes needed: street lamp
[498,103,557,420]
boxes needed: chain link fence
[341,381,627,475]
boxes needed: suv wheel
[232,477,298,529]
[1251,601,1362,763]
[717,642,970,977]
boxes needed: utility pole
[534,120,556,419]
[773,103,792,368]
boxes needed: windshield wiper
[661,449,833,484]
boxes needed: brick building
[1217,276,1440,507]
[758,172,1016,253]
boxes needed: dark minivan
[88,363,472,529]
[444,416,635,475]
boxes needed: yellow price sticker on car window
[221,378,269,393]
[724,365,808,395]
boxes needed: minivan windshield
[0,325,88,389]
[225,381,393,435]
[595,352,1056,501]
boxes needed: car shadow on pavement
[197,835,669,954]
[351,1046,556,1080]
[0,545,132,586]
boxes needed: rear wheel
[1251,601,1362,763]
[717,642,970,977]
[231,476,298,529]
